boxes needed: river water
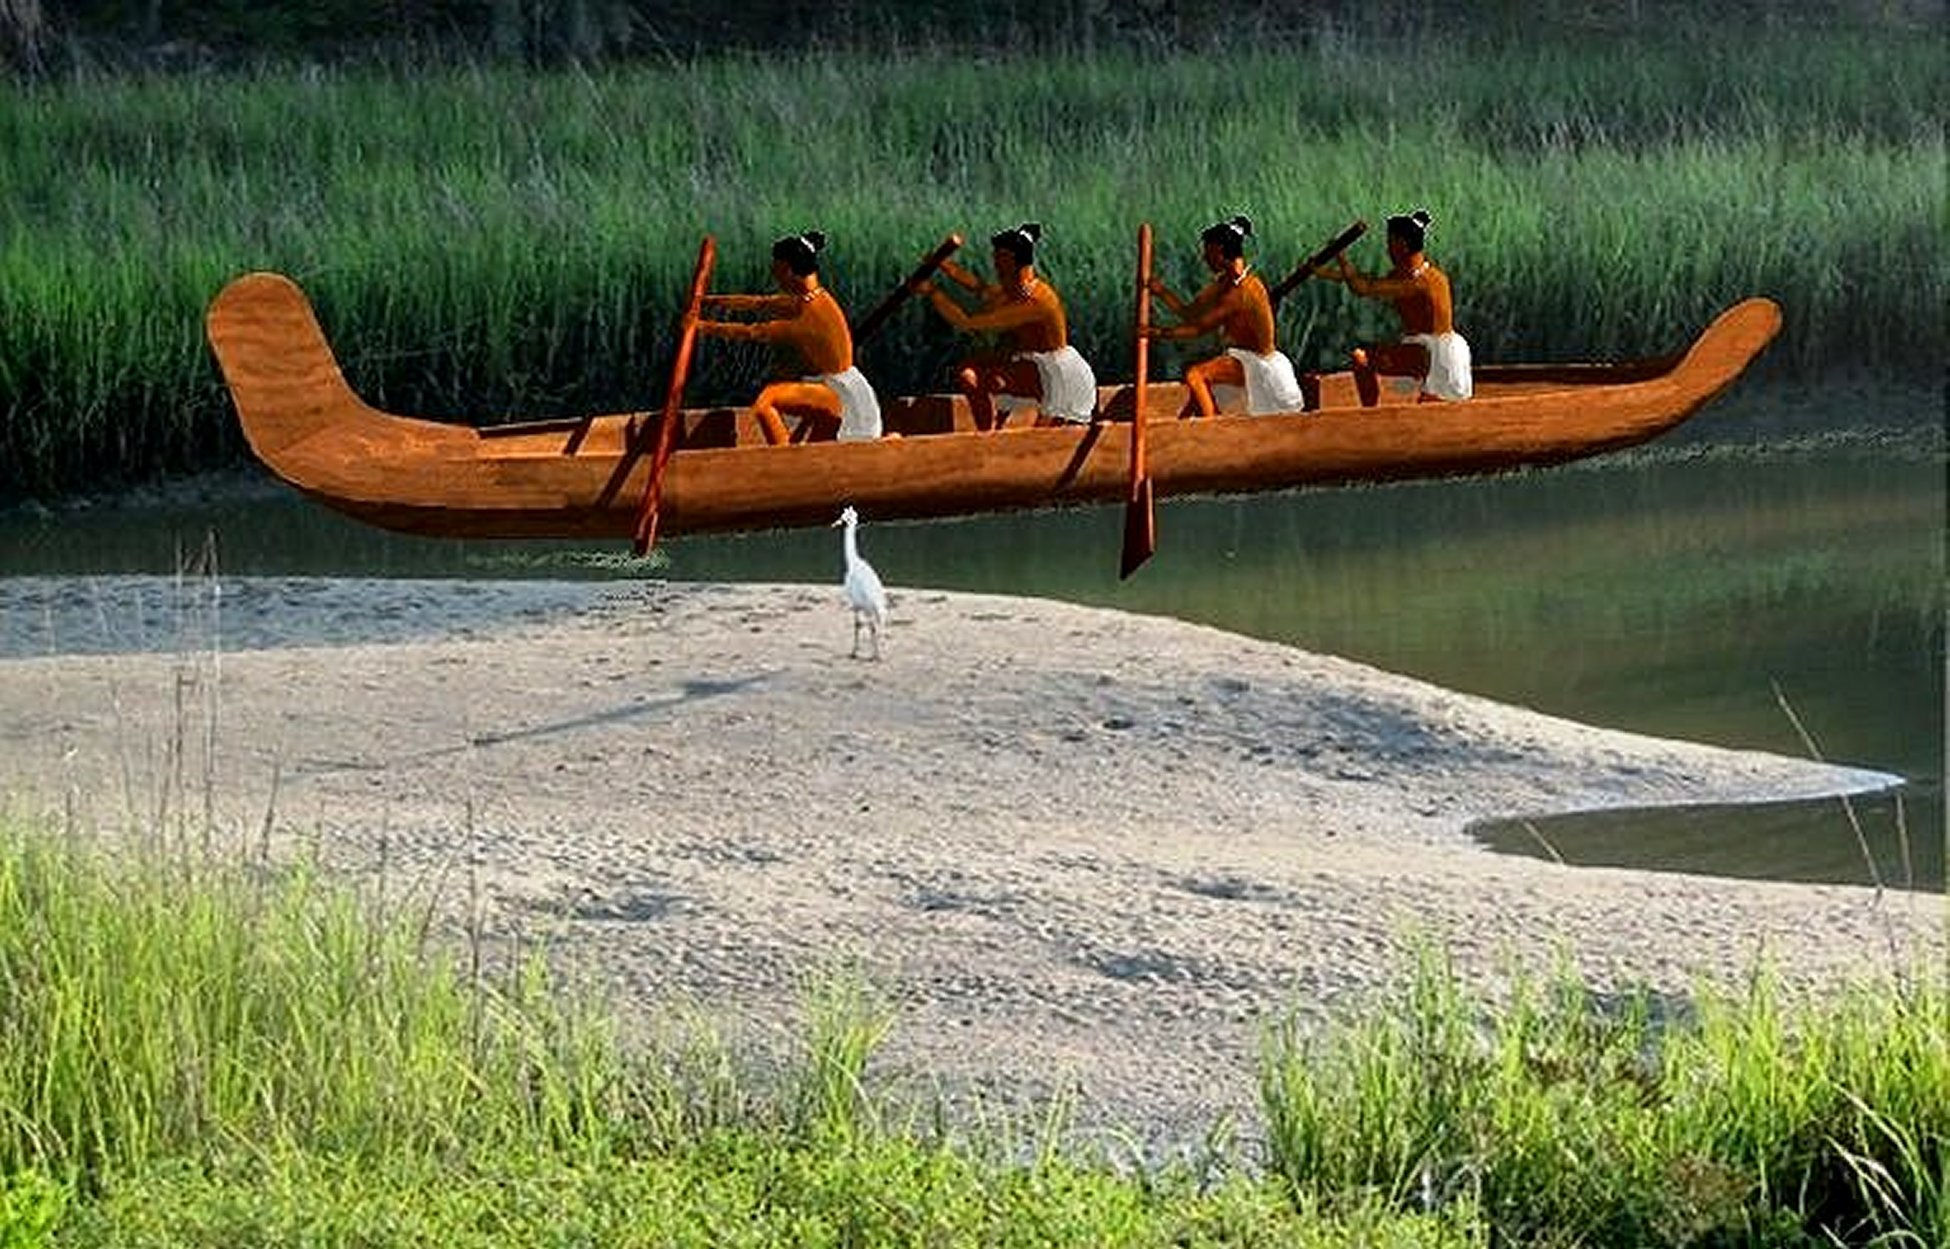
[2,382,1941,890]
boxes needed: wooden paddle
[1120,221,1156,580]
[1268,219,1369,307]
[631,234,716,556]
[851,233,964,347]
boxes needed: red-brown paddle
[1120,222,1156,580]
[852,233,964,347]
[631,234,716,556]
[1268,219,1368,307]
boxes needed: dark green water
[1,390,1942,891]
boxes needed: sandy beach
[0,574,1939,1153]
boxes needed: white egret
[831,505,887,659]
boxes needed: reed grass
[1260,942,1950,1244]
[0,24,1941,499]
[0,830,622,1183]
[2,815,1944,1244]
[0,818,1464,1245]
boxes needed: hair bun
[1410,210,1432,227]
[802,230,828,252]
[1229,214,1253,236]
[1018,222,1043,243]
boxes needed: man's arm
[1347,271,1422,299]
[922,284,1046,333]
[1146,276,1196,320]
[697,319,787,342]
[1149,283,1237,339]
[701,293,796,314]
[934,258,991,295]
[1326,257,1420,300]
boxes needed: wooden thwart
[632,235,717,555]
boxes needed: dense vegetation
[0,15,1941,504]
[1,821,1943,1245]
[12,1,1938,70]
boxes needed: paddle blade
[1120,476,1156,580]
[631,499,659,556]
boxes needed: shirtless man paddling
[915,222,1099,430]
[1323,209,1473,406]
[1145,214,1306,418]
[697,230,882,444]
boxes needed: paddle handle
[852,233,964,347]
[1269,219,1368,306]
[632,234,716,555]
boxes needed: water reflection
[1,432,1941,890]
[1477,789,1942,893]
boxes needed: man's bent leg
[1350,348,1379,407]
[754,381,842,444]
[954,365,997,431]
[975,360,1043,432]
[1184,355,1244,419]
[1353,343,1432,407]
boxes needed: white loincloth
[812,366,883,439]
[994,345,1099,424]
[1211,347,1307,414]
[1402,331,1473,401]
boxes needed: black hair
[1386,209,1431,252]
[1200,214,1254,260]
[990,222,1042,265]
[772,230,827,276]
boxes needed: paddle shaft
[632,235,716,555]
[1132,222,1153,486]
[852,233,964,347]
[1120,222,1156,580]
[1269,219,1368,306]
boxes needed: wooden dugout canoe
[206,271,1781,542]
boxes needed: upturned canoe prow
[1676,296,1783,397]
[207,272,381,462]
[205,271,1783,543]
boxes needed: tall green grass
[0,819,1469,1246]
[0,829,625,1182]
[2,817,1945,1244]
[0,25,1940,500]
[1261,943,1950,1244]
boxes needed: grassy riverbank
[1,820,1943,1246]
[0,22,1942,501]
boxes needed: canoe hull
[205,272,1781,541]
